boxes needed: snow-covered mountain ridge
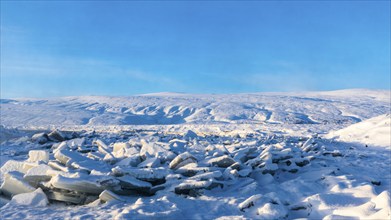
[1,89,389,128]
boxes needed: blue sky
[1,1,390,98]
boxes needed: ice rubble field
[0,89,390,219]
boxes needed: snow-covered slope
[1,89,389,128]
[328,114,391,149]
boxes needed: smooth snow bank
[327,114,391,149]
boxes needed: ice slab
[99,190,123,203]
[0,160,26,183]
[8,188,48,207]
[113,142,131,153]
[50,174,105,195]
[140,140,175,162]
[31,133,49,144]
[28,150,49,163]
[112,167,169,182]
[23,164,53,187]
[45,190,86,204]
[48,129,66,142]
[117,175,152,191]
[175,179,212,195]
[207,155,236,168]
[169,152,196,169]
[137,157,161,168]
[0,171,36,197]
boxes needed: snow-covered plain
[0,89,390,219]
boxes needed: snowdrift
[327,114,391,149]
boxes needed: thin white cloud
[1,53,183,91]
[233,61,320,92]
[241,72,318,92]
[125,70,178,85]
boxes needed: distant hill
[1,89,389,128]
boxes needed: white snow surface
[1,89,389,128]
[328,114,391,149]
[0,89,390,219]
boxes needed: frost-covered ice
[0,89,390,219]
